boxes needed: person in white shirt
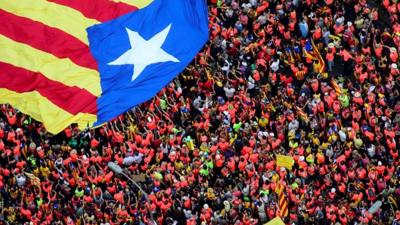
[224,84,236,98]
[270,58,280,72]
[16,173,26,187]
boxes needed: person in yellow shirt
[40,163,50,178]
[258,117,269,128]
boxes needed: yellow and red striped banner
[0,0,152,133]
[275,182,289,218]
[303,39,326,74]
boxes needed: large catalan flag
[0,0,209,134]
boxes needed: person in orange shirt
[312,25,322,40]
[326,48,335,72]
[6,110,17,126]
[325,0,333,5]
[389,47,399,62]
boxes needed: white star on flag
[108,24,180,81]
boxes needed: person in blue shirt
[299,18,309,38]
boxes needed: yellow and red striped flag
[303,38,326,74]
[25,172,41,187]
[0,0,152,133]
[275,182,289,218]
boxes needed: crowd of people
[0,0,399,224]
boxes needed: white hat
[29,142,36,150]
[331,188,336,193]
[204,204,209,209]
[391,63,397,69]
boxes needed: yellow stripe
[0,0,98,44]
[0,89,96,134]
[114,0,153,8]
[0,35,101,96]
[279,197,286,206]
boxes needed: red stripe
[48,0,138,22]
[279,199,285,208]
[280,207,288,217]
[0,62,98,115]
[279,193,284,200]
[279,199,287,209]
[279,202,287,215]
[0,9,97,70]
